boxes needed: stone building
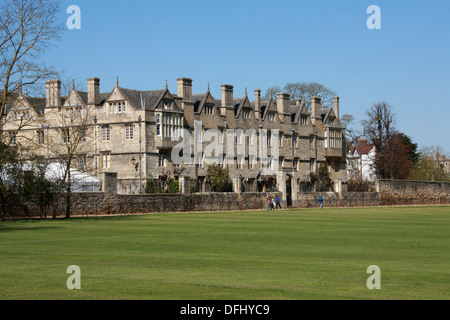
[1,77,347,205]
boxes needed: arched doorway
[286,175,292,207]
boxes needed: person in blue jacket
[318,196,324,209]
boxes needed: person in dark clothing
[275,196,281,209]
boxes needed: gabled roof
[118,87,166,110]
[322,107,341,125]
[3,91,46,117]
[63,88,88,107]
[233,93,252,117]
[192,90,220,114]
[290,99,308,124]
[104,86,179,111]
[261,98,277,121]
[349,144,375,156]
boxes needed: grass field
[0,206,449,300]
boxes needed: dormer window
[243,109,250,120]
[268,113,275,122]
[301,116,308,125]
[109,101,126,114]
[13,110,31,120]
[162,100,172,110]
[204,105,213,115]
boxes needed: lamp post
[291,128,295,170]
[138,115,142,193]
[94,116,98,177]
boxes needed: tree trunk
[65,164,71,219]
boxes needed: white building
[347,139,376,181]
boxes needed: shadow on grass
[0,224,64,232]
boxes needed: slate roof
[118,87,166,110]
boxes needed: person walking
[267,197,272,211]
[318,196,324,209]
[275,196,282,209]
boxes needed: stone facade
[2,77,347,202]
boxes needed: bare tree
[361,102,419,179]
[0,0,63,124]
[264,82,337,108]
[341,114,362,148]
[44,101,95,218]
[284,82,337,107]
[361,101,395,154]
[263,86,282,101]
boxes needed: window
[329,129,342,149]
[236,130,244,145]
[102,125,110,142]
[309,135,315,150]
[248,157,254,170]
[125,124,133,140]
[268,113,275,122]
[110,101,127,114]
[158,113,183,139]
[301,116,308,125]
[324,130,328,148]
[163,101,172,110]
[293,135,298,149]
[37,130,45,145]
[156,114,161,137]
[102,153,111,169]
[310,159,315,172]
[205,105,213,115]
[79,128,87,142]
[243,109,250,120]
[78,155,87,171]
[9,132,16,145]
[62,129,70,144]
[158,153,165,167]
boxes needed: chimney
[357,138,368,147]
[334,96,340,119]
[87,78,100,106]
[254,89,261,119]
[177,78,192,101]
[277,92,290,123]
[221,84,233,116]
[310,96,322,125]
[45,79,61,108]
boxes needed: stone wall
[4,179,449,219]
[5,192,281,218]
[295,192,380,208]
[377,179,450,206]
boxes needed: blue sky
[45,0,450,152]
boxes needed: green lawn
[0,206,449,300]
